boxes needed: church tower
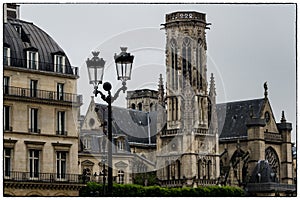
[156,11,219,187]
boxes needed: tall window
[117,170,124,184]
[3,105,11,131]
[27,51,38,70]
[176,160,181,179]
[265,147,280,176]
[171,97,178,121]
[196,39,202,89]
[182,37,192,86]
[56,151,67,179]
[83,137,91,150]
[57,83,64,100]
[4,76,10,94]
[170,39,178,90]
[54,55,65,73]
[208,100,212,127]
[198,159,202,179]
[4,47,10,66]
[29,108,39,133]
[29,149,39,178]
[166,161,171,180]
[117,140,124,151]
[57,111,66,135]
[30,80,38,97]
[207,160,212,180]
[4,148,12,177]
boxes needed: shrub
[79,182,245,197]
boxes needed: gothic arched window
[176,160,181,179]
[196,39,203,88]
[170,39,178,90]
[207,160,212,180]
[198,159,202,179]
[265,147,280,176]
[208,98,212,127]
[166,160,171,180]
[182,37,192,86]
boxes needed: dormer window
[4,47,10,66]
[83,137,91,150]
[26,50,38,70]
[14,25,22,36]
[117,139,125,151]
[54,54,65,73]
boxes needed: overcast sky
[19,3,296,142]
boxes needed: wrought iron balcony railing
[4,56,78,76]
[4,171,85,184]
[4,86,82,104]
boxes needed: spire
[158,74,165,106]
[281,110,287,123]
[264,81,268,99]
[209,73,216,97]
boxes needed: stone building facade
[127,89,158,112]
[156,11,219,187]
[78,97,156,186]
[3,4,83,196]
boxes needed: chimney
[4,3,20,23]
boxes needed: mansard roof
[95,103,157,145]
[217,98,265,140]
[4,17,76,75]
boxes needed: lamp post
[86,47,134,196]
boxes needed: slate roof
[81,97,267,153]
[4,17,75,75]
[95,104,157,145]
[217,98,265,140]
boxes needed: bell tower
[156,11,219,186]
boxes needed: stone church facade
[156,11,219,187]
[79,11,295,196]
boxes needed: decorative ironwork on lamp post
[86,47,134,196]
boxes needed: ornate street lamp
[114,47,134,82]
[86,47,134,196]
[86,51,105,85]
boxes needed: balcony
[161,129,180,137]
[4,86,82,105]
[4,171,85,184]
[193,128,209,135]
[4,56,78,77]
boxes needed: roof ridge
[217,98,265,106]
[8,17,33,25]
